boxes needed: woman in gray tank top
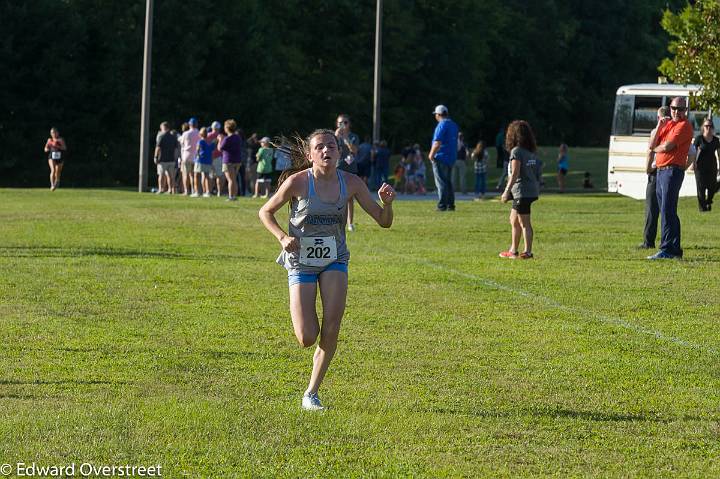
[259,129,396,411]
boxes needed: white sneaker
[301,391,325,411]
[348,224,355,232]
[191,193,200,198]
[202,193,211,198]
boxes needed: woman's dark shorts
[512,197,537,215]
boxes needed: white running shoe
[202,193,211,198]
[301,391,325,411]
[191,193,200,198]
[348,223,355,232]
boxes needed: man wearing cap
[428,105,460,211]
[180,117,201,195]
[647,97,694,259]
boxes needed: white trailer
[607,83,714,199]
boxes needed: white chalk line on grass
[392,252,717,356]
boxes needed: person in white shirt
[179,117,201,195]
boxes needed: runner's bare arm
[349,175,394,228]
[259,173,304,252]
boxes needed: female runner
[45,127,67,191]
[259,129,395,410]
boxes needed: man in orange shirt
[647,97,695,259]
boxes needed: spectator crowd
[43,99,718,262]
[150,114,404,203]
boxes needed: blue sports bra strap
[337,170,347,198]
[307,169,315,197]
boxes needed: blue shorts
[288,262,348,286]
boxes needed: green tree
[660,0,720,111]
[0,0,693,186]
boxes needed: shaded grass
[0,184,719,477]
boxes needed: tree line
[660,0,720,112]
[0,0,686,186]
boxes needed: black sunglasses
[670,106,687,112]
[704,124,714,128]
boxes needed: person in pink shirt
[179,117,201,195]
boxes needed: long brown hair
[505,120,537,153]
[276,129,339,187]
[472,141,485,157]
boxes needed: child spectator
[557,143,569,192]
[403,153,417,194]
[392,161,406,191]
[413,144,427,194]
[194,127,214,197]
[254,137,274,198]
[472,141,489,200]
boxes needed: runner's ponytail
[275,129,339,188]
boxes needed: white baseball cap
[432,105,448,115]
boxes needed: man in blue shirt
[428,105,460,211]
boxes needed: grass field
[1,163,720,476]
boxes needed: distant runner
[45,127,67,191]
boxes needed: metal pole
[372,0,382,144]
[138,0,153,192]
